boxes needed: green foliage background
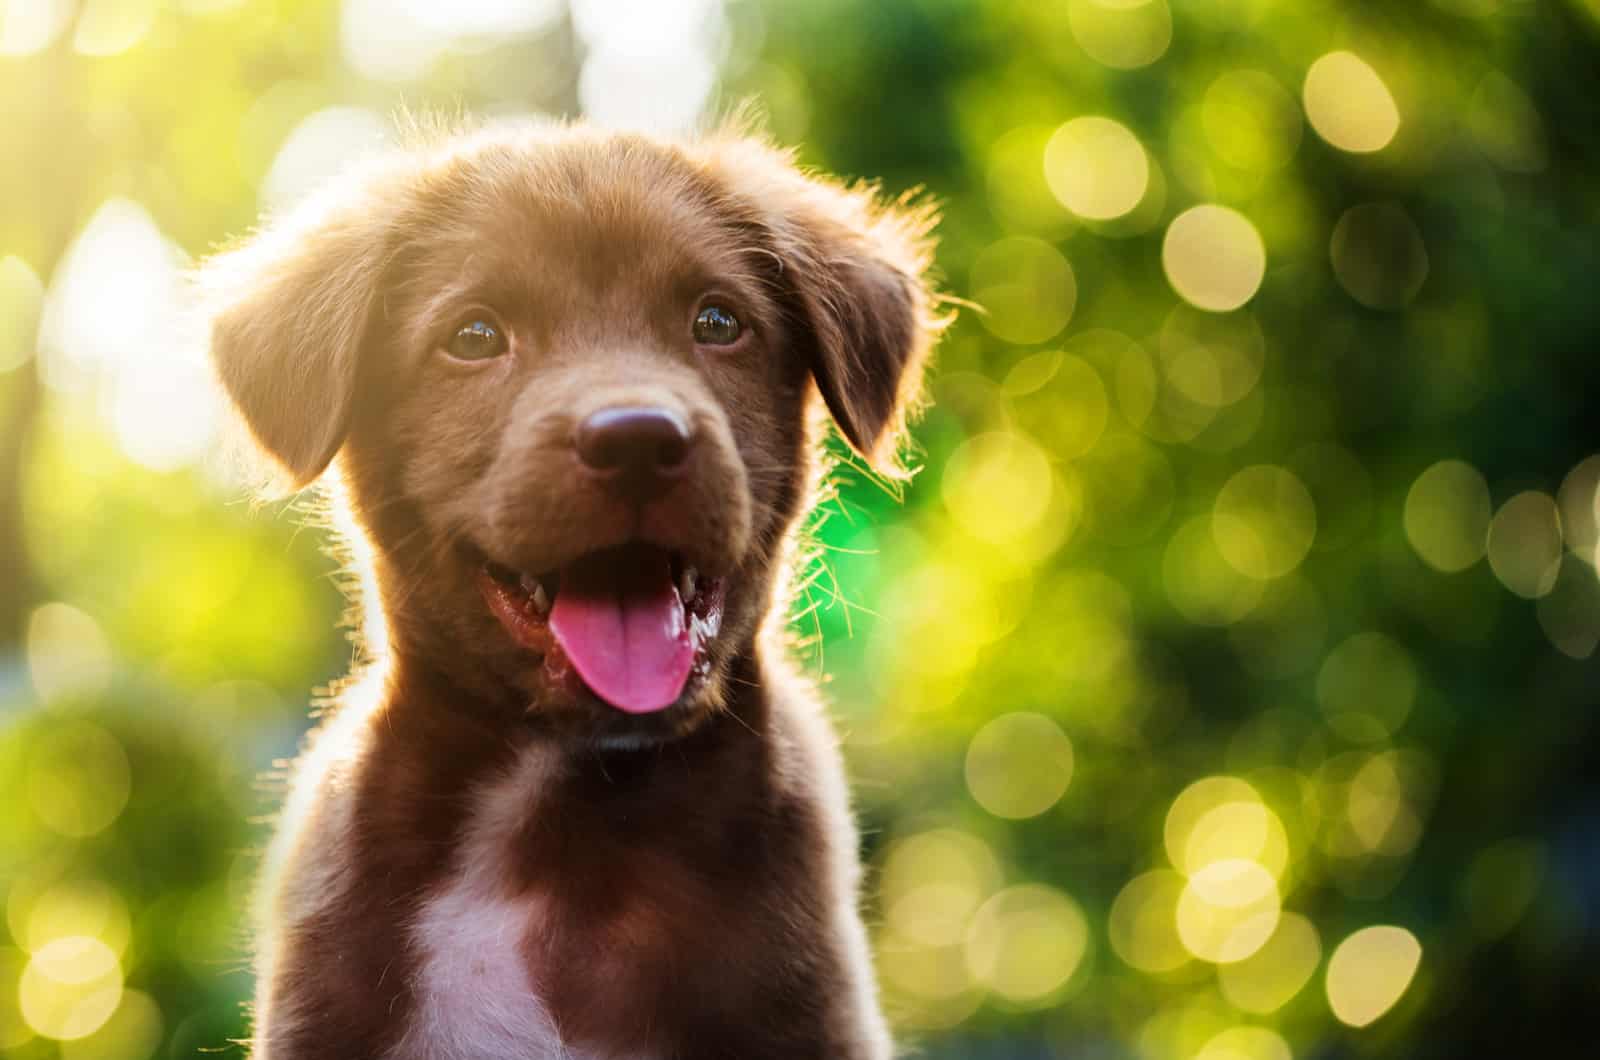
[1,1,1597,1058]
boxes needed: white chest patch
[385,746,595,1060]
[387,882,571,1060]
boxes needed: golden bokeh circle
[1326,925,1422,1027]
[1303,51,1400,153]
[1044,116,1150,221]
[965,712,1075,820]
[1162,205,1267,312]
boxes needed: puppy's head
[200,122,939,745]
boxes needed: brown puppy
[200,119,940,1059]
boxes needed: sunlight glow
[262,106,389,211]
[0,255,44,373]
[573,0,726,133]
[72,0,156,55]
[0,0,70,55]
[340,0,563,82]
[38,199,219,471]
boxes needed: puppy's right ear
[197,173,403,490]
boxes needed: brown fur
[200,118,941,1059]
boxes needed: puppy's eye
[693,305,743,346]
[445,319,507,361]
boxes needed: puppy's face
[202,126,936,746]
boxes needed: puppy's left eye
[445,319,508,361]
[693,305,743,346]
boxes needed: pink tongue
[548,548,694,714]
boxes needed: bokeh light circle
[1218,912,1323,1014]
[1331,203,1429,310]
[1538,557,1600,659]
[965,884,1090,1005]
[965,712,1075,819]
[1317,633,1417,742]
[970,237,1077,344]
[942,432,1055,546]
[1162,205,1267,312]
[1165,516,1265,626]
[1160,306,1267,409]
[880,829,1001,949]
[1202,70,1302,173]
[1326,925,1422,1027]
[25,723,131,838]
[1067,0,1172,70]
[1405,460,1492,572]
[57,990,162,1060]
[1108,870,1190,973]
[1175,859,1281,963]
[1044,116,1150,221]
[1212,465,1318,580]
[1303,51,1400,153]
[1487,491,1564,599]
[1163,776,1288,882]
[1556,455,1600,565]
[1184,802,1290,882]
[1195,1026,1293,1060]
[18,937,122,1041]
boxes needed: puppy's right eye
[445,319,508,361]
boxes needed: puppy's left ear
[195,162,412,492]
[704,140,944,476]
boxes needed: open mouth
[479,543,725,715]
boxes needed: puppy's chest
[390,754,690,1060]
[398,873,676,1060]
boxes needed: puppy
[199,119,940,1059]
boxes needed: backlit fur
[200,118,942,1059]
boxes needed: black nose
[574,406,693,500]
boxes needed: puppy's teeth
[679,566,698,601]
[530,582,551,616]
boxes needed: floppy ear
[196,171,404,490]
[701,139,943,475]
